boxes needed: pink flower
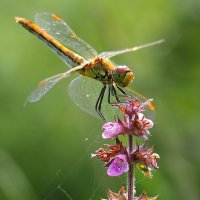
[102,112,153,141]
[102,121,124,139]
[131,144,160,177]
[103,98,154,140]
[115,98,153,117]
[107,154,129,176]
[92,140,125,162]
[130,113,154,140]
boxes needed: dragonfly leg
[111,85,120,102]
[107,85,120,104]
[95,85,106,121]
[116,85,132,99]
[107,85,129,105]
[116,85,126,95]
[108,85,112,104]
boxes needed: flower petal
[102,122,124,139]
[107,154,129,176]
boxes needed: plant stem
[128,135,135,200]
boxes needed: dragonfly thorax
[79,57,114,85]
[113,65,134,87]
[79,58,134,87]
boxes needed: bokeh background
[0,0,200,199]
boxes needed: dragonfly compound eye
[113,66,134,87]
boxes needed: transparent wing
[35,13,98,61]
[68,76,155,120]
[99,39,165,59]
[68,76,123,121]
[27,64,85,103]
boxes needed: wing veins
[35,13,98,61]
[99,39,165,59]
[27,64,85,103]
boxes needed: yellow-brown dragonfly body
[15,13,163,120]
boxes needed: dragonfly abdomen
[15,17,85,67]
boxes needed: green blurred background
[0,0,200,199]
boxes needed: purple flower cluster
[102,98,153,140]
[93,97,159,178]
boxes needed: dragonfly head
[113,66,134,87]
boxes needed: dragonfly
[15,13,164,121]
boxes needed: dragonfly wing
[27,64,85,103]
[27,73,67,103]
[35,13,98,61]
[99,39,165,59]
[68,76,154,120]
[16,16,82,68]
[68,76,123,120]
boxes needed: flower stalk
[93,97,160,200]
[127,135,134,200]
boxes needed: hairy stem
[128,135,135,200]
